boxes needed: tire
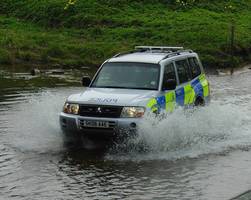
[194,97,205,106]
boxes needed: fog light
[62,118,67,124]
[130,122,137,128]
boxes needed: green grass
[0,0,251,70]
[0,16,115,68]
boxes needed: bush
[0,49,12,64]
[46,45,66,57]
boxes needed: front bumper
[59,112,141,138]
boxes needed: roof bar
[135,46,184,52]
[113,46,191,59]
[160,49,194,61]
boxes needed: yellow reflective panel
[165,91,176,112]
[203,81,209,97]
[147,98,158,112]
[147,98,157,108]
[184,84,195,105]
[199,74,209,97]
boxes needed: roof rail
[135,46,184,52]
[112,46,151,58]
[160,49,194,61]
[177,49,193,53]
[113,50,136,58]
[112,46,192,59]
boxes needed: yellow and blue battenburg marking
[147,74,210,113]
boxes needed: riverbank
[0,1,251,70]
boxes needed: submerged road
[0,68,251,200]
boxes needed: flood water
[0,69,251,200]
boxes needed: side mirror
[82,76,91,87]
[163,79,176,91]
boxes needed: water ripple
[0,72,250,199]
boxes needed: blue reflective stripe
[191,78,203,97]
[156,96,166,109]
[191,78,199,87]
[175,87,185,106]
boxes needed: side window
[163,63,176,83]
[175,59,190,84]
[188,57,201,79]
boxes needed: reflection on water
[0,70,251,200]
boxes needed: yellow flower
[64,0,77,10]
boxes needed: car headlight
[63,103,79,115]
[120,107,145,118]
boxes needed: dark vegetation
[0,0,251,69]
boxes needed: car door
[146,62,177,113]
[160,62,177,112]
[189,57,210,101]
[175,59,195,106]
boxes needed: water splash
[1,83,251,161]
[107,99,251,161]
[3,88,81,153]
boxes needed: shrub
[0,49,12,64]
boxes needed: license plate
[81,120,110,128]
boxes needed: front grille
[79,105,123,118]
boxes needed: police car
[60,46,210,139]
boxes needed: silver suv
[60,46,210,139]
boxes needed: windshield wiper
[93,86,129,89]
[129,87,157,90]
[93,86,157,90]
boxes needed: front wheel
[194,97,205,106]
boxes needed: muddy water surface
[0,69,251,200]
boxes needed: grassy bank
[0,0,251,70]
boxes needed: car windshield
[91,62,160,90]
